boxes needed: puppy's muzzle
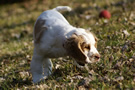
[92,53,100,62]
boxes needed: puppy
[30,6,100,83]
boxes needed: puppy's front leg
[43,58,53,77]
[30,53,44,83]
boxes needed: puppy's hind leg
[43,58,53,78]
[30,53,44,83]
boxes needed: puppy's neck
[65,28,86,39]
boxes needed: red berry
[99,10,111,19]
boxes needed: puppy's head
[64,32,100,66]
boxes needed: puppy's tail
[53,6,72,12]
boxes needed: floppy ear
[64,34,86,61]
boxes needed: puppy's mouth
[77,62,85,66]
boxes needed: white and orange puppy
[31,6,100,83]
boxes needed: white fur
[31,6,100,83]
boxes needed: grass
[0,0,135,89]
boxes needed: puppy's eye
[81,42,90,51]
[84,44,90,50]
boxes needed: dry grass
[0,0,135,89]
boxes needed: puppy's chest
[45,37,67,58]
[45,46,67,58]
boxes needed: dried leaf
[123,30,130,36]
[115,76,124,81]
[19,71,29,78]
[55,64,61,69]
[0,77,5,83]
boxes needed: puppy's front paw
[32,73,45,83]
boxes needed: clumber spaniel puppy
[31,6,100,83]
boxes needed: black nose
[94,54,100,60]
